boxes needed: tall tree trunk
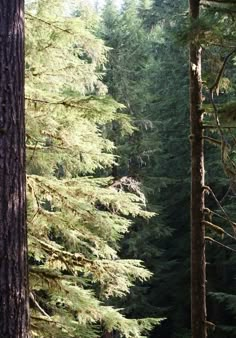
[189,1,207,338]
[0,1,29,337]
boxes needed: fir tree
[25,1,161,337]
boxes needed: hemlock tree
[0,0,29,337]
[188,1,236,337]
[25,1,161,337]
[199,2,236,337]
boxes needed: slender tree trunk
[0,1,29,337]
[189,1,207,338]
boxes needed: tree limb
[204,185,236,232]
[205,236,236,252]
[26,12,72,34]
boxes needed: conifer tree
[189,1,207,337]
[199,2,236,337]
[0,1,29,337]
[25,1,160,337]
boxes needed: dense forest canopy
[0,0,235,337]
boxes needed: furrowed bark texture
[0,1,29,337]
[189,1,207,338]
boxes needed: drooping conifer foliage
[25,1,161,337]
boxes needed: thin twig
[205,236,236,253]
[203,125,236,129]
[30,292,50,318]
[220,185,231,204]
[210,48,236,93]
[30,315,73,336]
[209,48,236,145]
[203,136,221,145]
[27,179,41,223]
[204,185,236,232]
[28,141,38,163]
[201,0,236,5]
[203,220,236,240]
[210,207,232,222]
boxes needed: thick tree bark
[0,1,29,337]
[189,1,207,338]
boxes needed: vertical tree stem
[0,1,29,336]
[189,1,207,337]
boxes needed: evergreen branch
[30,235,94,267]
[26,12,73,34]
[31,315,73,336]
[41,131,65,142]
[30,267,62,279]
[25,97,67,106]
[25,96,102,112]
[26,66,71,78]
[31,315,54,323]
[32,177,93,216]
[30,266,79,281]
[37,43,53,52]
[27,144,69,150]
[26,96,100,106]
[205,236,236,252]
